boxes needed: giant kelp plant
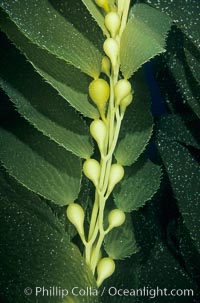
[0,1,199,303]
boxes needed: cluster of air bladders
[67,0,133,287]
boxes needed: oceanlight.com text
[24,286,194,299]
